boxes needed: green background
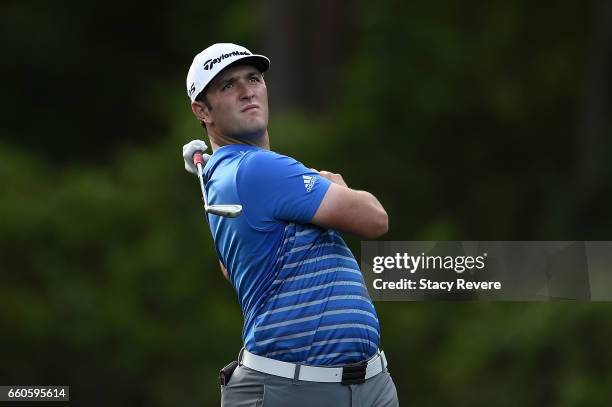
[2,0,612,405]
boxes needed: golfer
[182,43,399,406]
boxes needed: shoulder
[243,149,298,165]
[239,149,302,178]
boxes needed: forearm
[312,184,389,239]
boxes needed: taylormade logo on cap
[203,50,251,71]
[186,43,270,102]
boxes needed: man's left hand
[182,139,210,174]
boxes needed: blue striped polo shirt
[203,145,380,366]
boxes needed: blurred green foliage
[1,0,612,405]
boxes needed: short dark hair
[194,90,212,130]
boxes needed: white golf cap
[186,43,270,102]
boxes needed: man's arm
[311,171,388,239]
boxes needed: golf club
[193,151,243,218]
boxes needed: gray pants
[221,364,399,406]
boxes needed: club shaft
[196,162,208,208]
[194,154,242,217]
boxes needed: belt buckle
[340,360,368,385]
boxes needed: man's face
[198,64,269,139]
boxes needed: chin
[241,121,267,135]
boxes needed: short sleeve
[236,150,332,230]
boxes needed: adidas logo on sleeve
[302,175,316,192]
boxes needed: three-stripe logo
[302,175,316,192]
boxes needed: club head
[205,204,243,218]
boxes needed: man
[182,43,399,406]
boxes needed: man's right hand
[317,170,348,188]
[182,139,210,175]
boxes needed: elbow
[364,208,388,239]
[376,209,389,237]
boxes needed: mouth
[241,104,259,112]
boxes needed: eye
[249,75,261,83]
[222,82,233,91]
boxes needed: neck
[209,130,270,152]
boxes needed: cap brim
[224,55,270,74]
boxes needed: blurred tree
[1,0,612,406]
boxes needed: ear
[191,101,213,125]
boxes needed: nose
[237,81,255,101]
